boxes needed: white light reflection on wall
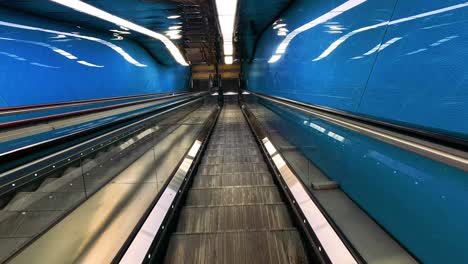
[313,2,468,61]
[268,0,367,64]
[351,37,402,59]
[430,35,458,47]
[0,36,103,68]
[303,120,344,142]
[0,51,59,68]
[0,20,146,67]
[402,35,458,56]
[51,0,187,66]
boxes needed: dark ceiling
[0,0,291,66]
[0,0,220,65]
[236,0,291,63]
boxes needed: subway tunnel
[0,0,466,263]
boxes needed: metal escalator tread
[163,103,310,263]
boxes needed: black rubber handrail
[246,91,468,148]
[0,91,188,113]
[113,105,221,263]
[0,93,207,167]
[0,95,208,198]
[244,90,468,172]
[0,92,194,129]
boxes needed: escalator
[0,94,211,262]
[5,95,369,263]
[158,98,311,263]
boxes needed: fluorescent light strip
[50,0,188,66]
[273,23,286,29]
[225,56,233,64]
[216,0,238,64]
[110,29,131,35]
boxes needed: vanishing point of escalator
[161,100,310,263]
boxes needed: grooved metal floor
[163,100,309,263]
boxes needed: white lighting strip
[261,137,357,263]
[215,0,238,64]
[119,139,203,263]
[50,0,188,66]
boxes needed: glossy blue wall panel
[0,8,189,107]
[358,1,468,138]
[247,97,468,263]
[245,0,396,113]
[244,0,468,138]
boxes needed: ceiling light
[167,15,180,19]
[268,54,281,64]
[215,0,238,64]
[50,0,188,66]
[169,26,182,30]
[166,30,181,34]
[224,42,233,56]
[273,24,286,29]
[110,29,131,34]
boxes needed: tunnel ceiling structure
[0,0,293,66]
[235,0,291,62]
[0,0,220,65]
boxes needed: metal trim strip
[241,104,361,264]
[117,105,220,264]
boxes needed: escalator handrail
[116,106,220,264]
[244,90,468,172]
[0,91,189,114]
[0,95,208,198]
[0,92,193,129]
[242,104,362,264]
[0,92,207,159]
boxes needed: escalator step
[197,162,269,175]
[163,101,310,263]
[191,172,274,188]
[185,186,282,206]
[175,204,294,233]
[165,230,308,264]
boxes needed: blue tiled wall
[0,8,190,107]
[244,0,468,139]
